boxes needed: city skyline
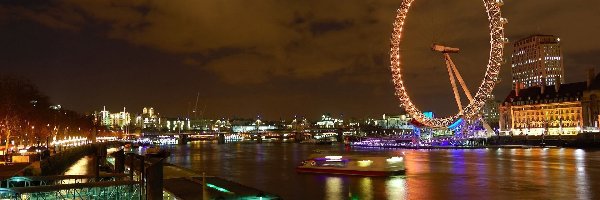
[2,0,599,119]
[2,2,600,199]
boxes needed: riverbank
[489,134,600,148]
[350,144,600,150]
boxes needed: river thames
[161,142,600,200]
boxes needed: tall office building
[99,106,112,127]
[511,35,564,89]
[95,106,131,129]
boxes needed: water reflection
[574,149,589,200]
[359,177,373,200]
[162,143,599,200]
[385,177,406,200]
[325,177,342,200]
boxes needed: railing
[1,147,166,199]
[4,174,129,188]
[1,180,140,200]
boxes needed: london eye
[390,0,508,128]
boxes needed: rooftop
[502,82,587,105]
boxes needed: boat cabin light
[325,156,343,161]
[386,156,404,163]
[357,160,373,167]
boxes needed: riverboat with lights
[296,155,405,176]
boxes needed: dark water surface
[162,142,600,200]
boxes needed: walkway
[163,163,280,200]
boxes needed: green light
[206,183,232,193]
[9,177,31,182]
[0,188,16,194]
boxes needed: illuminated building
[135,107,161,129]
[499,82,585,136]
[511,35,564,89]
[189,119,213,131]
[98,106,112,127]
[49,104,62,110]
[228,117,281,133]
[94,106,131,130]
[111,108,131,129]
[164,118,190,132]
[212,119,231,132]
[231,125,276,133]
[374,114,414,130]
[287,116,310,131]
[316,114,343,128]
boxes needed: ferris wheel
[390,0,507,128]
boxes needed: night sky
[1,0,599,120]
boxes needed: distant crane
[193,92,200,120]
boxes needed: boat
[296,154,405,176]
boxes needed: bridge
[140,129,347,144]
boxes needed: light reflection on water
[359,177,373,200]
[385,177,407,200]
[575,149,589,200]
[325,176,342,200]
[162,143,599,200]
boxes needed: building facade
[499,82,585,136]
[95,106,131,130]
[110,110,131,129]
[374,114,414,130]
[581,71,600,132]
[511,35,564,89]
[316,114,343,128]
[98,106,112,127]
[135,107,161,129]
[163,118,190,132]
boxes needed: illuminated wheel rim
[390,0,505,128]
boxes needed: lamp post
[31,126,35,147]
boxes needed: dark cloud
[309,20,354,36]
[1,0,599,119]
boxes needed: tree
[0,76,94,151]
[0,76,51,150]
